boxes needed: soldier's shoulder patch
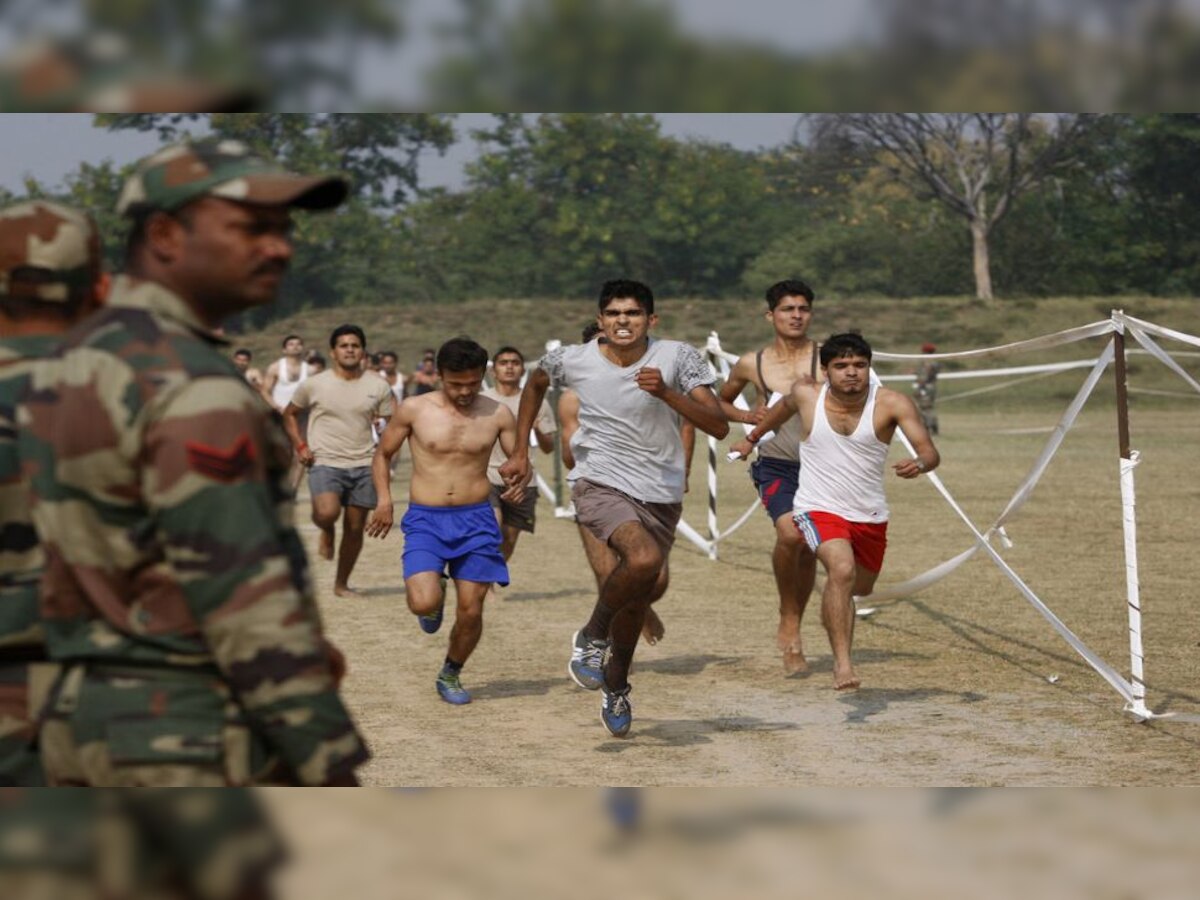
[185,434,257,481]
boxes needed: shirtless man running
[748,332,940,690]
[366,337,523,705]
[721,279,822,674]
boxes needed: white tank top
[271,357,309,408]
[793,382,890,523]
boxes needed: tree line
[3,113,1197,327]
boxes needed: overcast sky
[0,113,804,195]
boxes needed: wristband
[297,442,309,453]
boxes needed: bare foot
[333,584,359,598]
[833,665,860,691]
[777,628,808,675]
[641,607,665,645]
[318,528,335,561]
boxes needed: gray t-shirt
[539,338,713,503]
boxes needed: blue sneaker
[436,670,471,705]
[569,629,608,690]
[418,576,448,634]
[600,684,632,737]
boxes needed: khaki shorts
[488,482,539,533]
[571,479,682,555]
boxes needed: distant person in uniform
[501,280,729,738]
[914,342,940,435]
[367,338,524,706]
[748,333,940,691]
[481,346,557,597]
[18,138,368,785]
[262,333,309,412]
[284,324,394,598]
[721,279,822,675]
[232,347,264,390]
[0,201,108,786]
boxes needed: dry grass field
[299,391,1200,787]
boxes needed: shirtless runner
[748,333,940,691]
[720,279,822,675]
[366,337,524,705]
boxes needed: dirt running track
[304,408,1200,786]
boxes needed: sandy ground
[302,407,1200,786]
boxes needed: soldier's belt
[73,659,223,684]
[0,644,50,664]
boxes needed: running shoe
[568,629,608,690]
[600,683,633,737]
[418,575,448,634]
[436,670,471,705]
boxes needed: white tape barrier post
[1120,450,1148,720]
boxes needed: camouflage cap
[116,138,349,217]
[0,201,99,303]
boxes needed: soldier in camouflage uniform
[17,139,369,786]
[0,200,108,786]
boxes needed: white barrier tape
[936,368,1069,403]
[875,358,1105,382]
[862,345,1113,601]
[872,319,1115,362]
[1126,325,1200,396]
[1117,312,1200,352]
[675,517,713,554]
[718,500,764,541]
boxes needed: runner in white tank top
[793,381,890,523]
[746,333,940,692]
[271,355,309,409]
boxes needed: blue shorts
[750,456,800,523]
[401,501,510,586]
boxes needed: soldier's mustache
[253,261,289,277]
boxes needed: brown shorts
[572,479,682,555]
[488,482,539,533]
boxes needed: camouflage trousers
[40,663,294,787]
[0,788,286,900]
[0,660,58,786]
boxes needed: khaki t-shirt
[290,370,395,468]
[481,386,557,486]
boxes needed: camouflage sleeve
[141,378,368,784]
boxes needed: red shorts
[792,511,888,573]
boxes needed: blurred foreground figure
[18,140,368,785]
[0,202,107,786]
[0,788,284,900]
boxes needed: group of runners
[277,275,941,737]
[2,135,944,796]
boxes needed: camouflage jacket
[18,276,368,784]
[0,335,57,654]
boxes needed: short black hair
[234,348,252,359]
[598,279,654,315]
[281,333,303,348]
[765,279,815,311]
[493,346,524,364]
[329,324,366,349]
[820,332,872,366]
[581,322,602,342]
[437,336,488,374]
[380,350,398,362]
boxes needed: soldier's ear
[144,211,186,263]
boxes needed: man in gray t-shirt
[501,279,729,738]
